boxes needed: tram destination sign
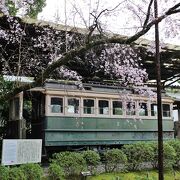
[1,139,42,165]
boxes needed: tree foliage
[1,0,46,18]
[0,0,179,102]
[0,75,13,138]
[0,76,13,98]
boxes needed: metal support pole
[154,0,164,179]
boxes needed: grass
[87,170,180,180]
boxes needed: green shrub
[51,151,86,177]
[122,142,153,171]
[0,166,10,180]
[104,148,127,172]
[150,142,176,169]
[82,150,100,174]
[48,163,65,180]
[9,167,26,180]
[20,163,43,180]
[167,140,180,168]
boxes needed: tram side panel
[43,116,174,147]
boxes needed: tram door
[8,91,45,139]
[23,91,45,139]
[8,92,25,139]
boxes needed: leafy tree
[0,75,13,99]
[27,0,46,18]
[1,0,46,18]
[0,76,13,139]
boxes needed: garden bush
[48,163,65,180]
[167,140,180,168]
[104,148,127,172]
[150,142,176,169]
[0,166,10,180]
[9,167,26,180]
[122,142,153,171]
[82,150,100,174]
[20,163,43,180]
[51,151,86,178]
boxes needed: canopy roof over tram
[0,16,180,85]
[134,40,180,82]
[23,18,180,83]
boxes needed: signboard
[1,139,42,166]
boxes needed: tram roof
[2,75,177,102]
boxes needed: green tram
[7,81,174,152]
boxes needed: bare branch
[71,3,88,28]
[143,0,154,28]
[166,2,180,15]
[86,0,126,42]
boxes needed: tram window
[163,104,170,117]
[113,101,123,115]
[126,102,136,115]
[98,100,109,115]
[83,99,94,114]
[151,103,157,116]
[51,97,63,113]
[139,102,148,116]
[67,98,79,114]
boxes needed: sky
[38,0,180,45]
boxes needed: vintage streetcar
[7,80,174,154]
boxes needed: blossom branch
[0,2,180,102]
